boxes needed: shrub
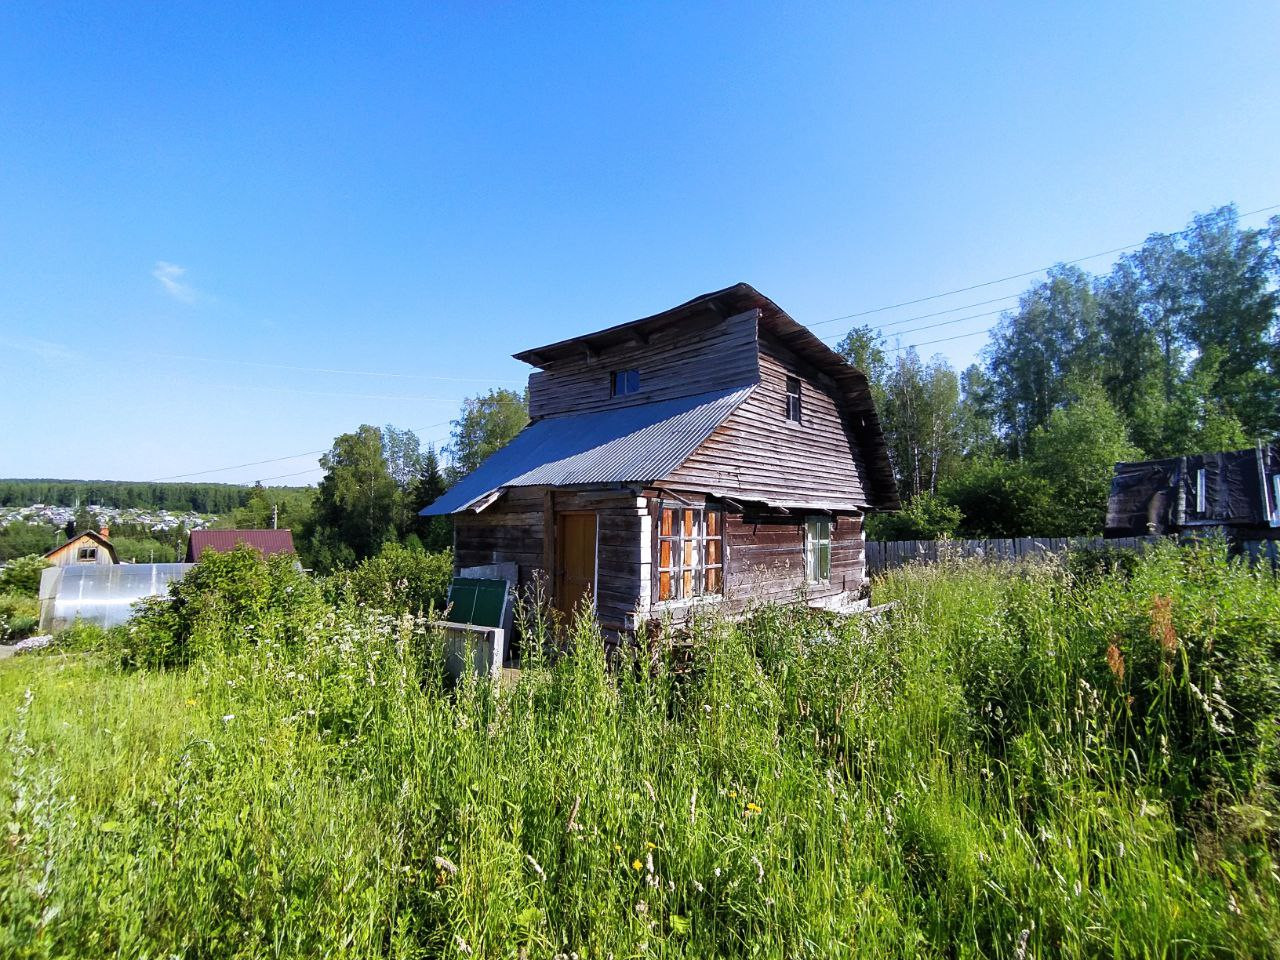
[0,592,39,642]
[123,545,324,668]
[866,491,962,541]
[0,555,50,597]
[326,542,452,616]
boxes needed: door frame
[555,510,599,616]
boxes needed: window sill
[648,594,725,613]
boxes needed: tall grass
[0,542,1277,957]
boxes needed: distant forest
[0,480,305,515]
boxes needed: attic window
[77,546,97,561]
[785,377,802,421]
[611,369,640,397]
[1195,468,1207,514]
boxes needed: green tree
[448,389,529,478]
[866,491,962,541]
[1025,384,1140,536]
[306,425,399,571]
[941,458,1056,538]
[0,522,58,561]
[409,445,453,551]
[381,425,425,537]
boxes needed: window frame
[655,502,724,603]
[77,546,97,561]
[610,368,641,397]
[804,517,831,583]
[1195,467,1207,514]
[1272,474,1279,521]
[785,376,802,422]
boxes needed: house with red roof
[185,529,296,562]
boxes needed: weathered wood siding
[865,535,1167,574]
[660,333,869,510]
[526,309,761,419]
[43,534,115,567]
[723,513,865,610]
[452,485,647,633]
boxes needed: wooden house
[43,527,118,567]
[421,283,898,635]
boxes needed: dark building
[1105,443,1280,543]
[422,283,898,635]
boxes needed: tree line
[0,479,302,514]
[840,204,1279,539]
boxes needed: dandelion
[744,802,762,816]
[727,789,737,799]
[632,858,643,871]
[645,841,657,850]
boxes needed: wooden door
[556,512,597,619]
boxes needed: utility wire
[817,201,1280,325]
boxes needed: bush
[326,542,452,616]
[0,592,39,642]
[123,545,325,668]
[0,555,50,596]
[866,491,962,540]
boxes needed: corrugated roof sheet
[186,529,296,561]
[422,386,753,515]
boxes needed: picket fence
[865,535,1166,575]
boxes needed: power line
[150,351,525,384]
[816,201,1280,325]
[808,292,1021,330]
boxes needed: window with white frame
[805,517,831,582]
[656,503,723,601]
[611,369,640,397]
[1272,474,1279,521]
[1195,467,1207,514]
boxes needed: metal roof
[513,283,899,510]
[421,386,753,515]
[186,529,296,561]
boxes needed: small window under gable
[77,546,97,562]
[611,369,640,397]
[785,376,802,422]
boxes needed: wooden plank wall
[452,486,647,633]
[722,513,866,612]
[662,333,868,510]
[864,535,1168,574]
[526,309,760,419]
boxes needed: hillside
[0,544,1276,956]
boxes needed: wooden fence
[865,535,1165,575]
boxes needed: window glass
[805,517,831,581]
[611,369,641,397]
[1195,468,1207,513]
[785,376,802,421]
[77,546,97,561]
[656,503,724,601]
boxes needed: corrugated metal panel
[422,386,753,515]
[186,529,296,561]
[39,563,195,632]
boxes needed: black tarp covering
[1105,444,1279,537]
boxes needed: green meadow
[1,543,1277,958]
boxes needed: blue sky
[2,2,1277,485]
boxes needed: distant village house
[185,529,296,562]
[422,283,898,636]
[43,526,118,566]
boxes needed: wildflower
[635,900,648,916]
[613,843,622,853]
[433,855,458,875]
[1105,643,1125,685]
[727,790,737,799]
[744,802,762,816]
[454,934,472,955]
[632,858,643,871]
[222,714,235,723]
[752,855,764,884]
[645,841,657,850]
[525,854,545,879]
